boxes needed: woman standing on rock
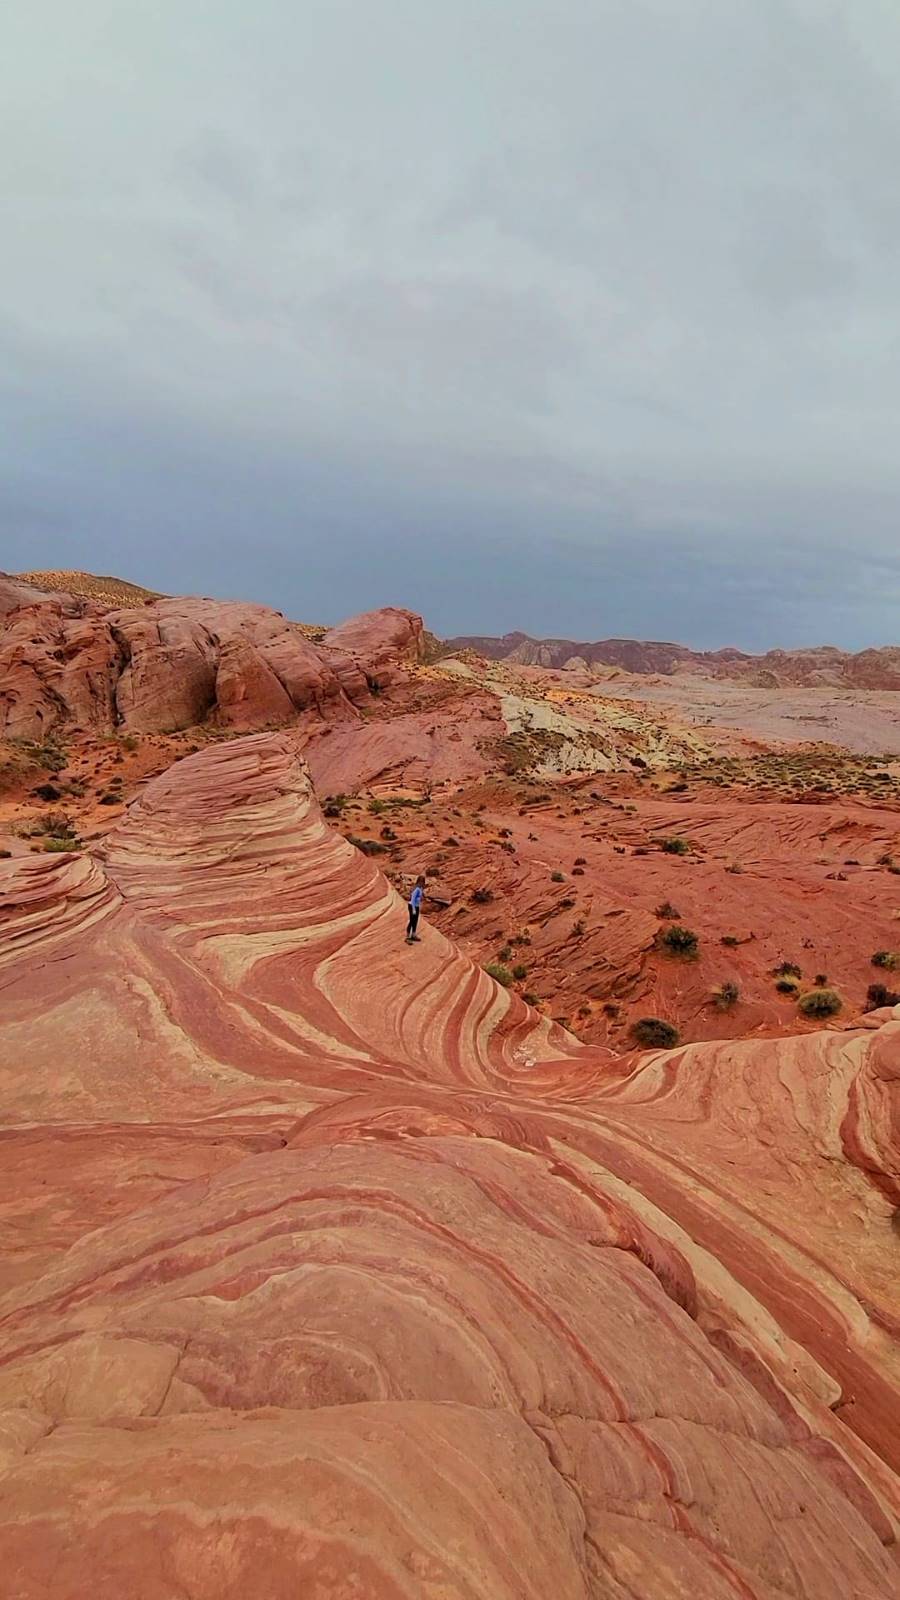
[406,876,426,944]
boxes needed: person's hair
[416,874,426,885]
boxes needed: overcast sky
[3,1,900,649]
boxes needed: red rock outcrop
[0,595,424,739]
[0,733,897,1596]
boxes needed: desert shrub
[323,795,347,817]
[712,980,740,1009]
[471,887,494,904]
[484,962,513,987]
[571,919,585,938]
[574,856,586,866]
[864,979,896,1004]
[498,945,512,962]
[368,799,387,815]
[866,982,900,1010]
[775,976,801,994]
[551,870,565,883]
[871,951,899,970]
[631,1017,680,1049]
[99,792,120,806]
[655,901,681,920]
[660,836,690,855]
[120,734,139,752]
[511,963,528,981]
[32,783,62,802]
[559,896,576,910]
[633,846,649,856]
[659,924,699,958]
[510,932,531,946]
[43,837,80,853]
[725,863,743,875]
[773,961,802,979]
[813,972,828,987]
[572,865,585,875]
[444,836,460,847]
[347,835,386,856]
[797,987,843,1018]
[0,849,11,859]
[721,935,739,947]
[523,991,540,1006]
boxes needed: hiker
[406,875,426,944]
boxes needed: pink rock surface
[0,596,423,739]
[0,733,898,1597]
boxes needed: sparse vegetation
[871,951,899,970]
[775,976,801,994]
[721,935,739,947]
[660,836,690,855]
[797,987,842,1018]
[866,982,900,1011]
[550,870,565,883]
[655,901,681,920]
[712,980,740,1009]
[471,887,494,904]
[659,924,699,958]
[571,919,585,938]
[484,961,514,987]
[511,963,528,981]
[773,962,802,979]
[631,1017,680,1049]
[347,835,387,856]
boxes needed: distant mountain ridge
[445,630,900,689]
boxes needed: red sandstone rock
[0,733,897,1596]
[0,596,426,739]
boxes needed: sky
[3,0,900,650]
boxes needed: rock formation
[449,629,900,689]
[1,732,897,1596]
[0,579,424,740]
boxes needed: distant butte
[447,627,900,689]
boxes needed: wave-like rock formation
[1,734,898,1597]
[0,578,424,740]
[449,630,900,689]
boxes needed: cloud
[2,0,899,648]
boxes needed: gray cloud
[2,0,899,648]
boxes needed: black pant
[406,906,420,938]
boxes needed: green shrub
[660,836,690,855]
[871,951,898,970]
[660,924,699,958]
[550,870,565,883]
[775,975,801,994]
[522,991,540,1006]
[43,837,80,853]
[511,963,528,981]
[484,962,513,987]
[368,798,388,815]
[773,962,802,979]
[797,987,842,1018]
[721,935,739,947]
[471,887,494,904]
[631,1017,680,1049]
[498,945,512,962]
[655,901,681,920]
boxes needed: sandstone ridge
[0,578,424,739]
[0,732,898,1597]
